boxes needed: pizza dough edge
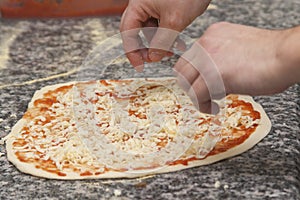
[4,80,272,179]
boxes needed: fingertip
[135,65,144,73]
[126,51,144,68]
[148,50,165,62]
[140,48,151,63]
[166,51,174,57]
[126,50,146,72]
[198,101,220,115]
[210,101,220,115]
[148,27,178,61]
[198,102,211,114]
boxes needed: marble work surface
[0,0,299,199]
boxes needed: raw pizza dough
[4,78,271,179]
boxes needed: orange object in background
[0,0,128,18]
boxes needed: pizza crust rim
[5,78,272,180]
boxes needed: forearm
[277,26,300,85]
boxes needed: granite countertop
[0,0,299,199]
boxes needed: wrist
[277,26,300,85]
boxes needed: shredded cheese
[10,78,260,175]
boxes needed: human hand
[120,0,211,72]
[175,22,297,113]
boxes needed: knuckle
[165,14,186,30]
[198,35,211,47]
[207,21,229,32]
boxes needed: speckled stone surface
[0,0,299,199]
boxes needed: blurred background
[0,0,128,18]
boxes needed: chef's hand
[120,0,211,72]
[175,22,300,113]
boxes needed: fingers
[122,32,145,72]
[189,76,221,114]
[148,28,179,62]
[177,70,219,114]
[120,7,149,71]
[126,48,150,72]
[141,20,186,62]
[176,68,212,113]
[122,17,186,69]
[174,56,199,88]
[141,18,175,60]
[141,18,159,43]
[120,2,188,69]
[174,42,226,114]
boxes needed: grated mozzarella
[10,78,260,175]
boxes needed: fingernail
[149,52,164,62]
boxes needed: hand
[175,22,297,113]
[120,0,211,72]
